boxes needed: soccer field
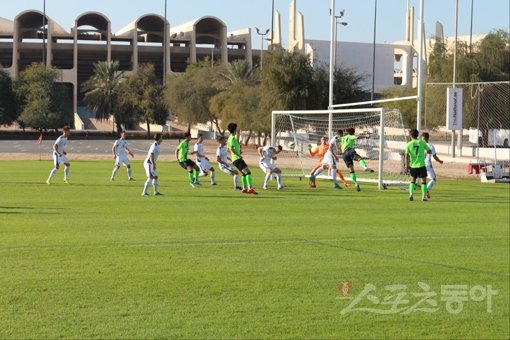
[0,160,508,339]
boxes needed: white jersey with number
[52,135,69,165]
[259,146,278,172]
[194,141,212,171]
[322,136,338,167]
[145,142,160,163]
[113,139,129,157]
[425,142,436,179]
[216,145,235,174]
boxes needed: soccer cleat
[110,177,115,181]
[154,192,163,196]
[211,182,217,186]
[409,195,414,201]
[356,184,361,192]
[141,193,149,196]
[426,191,431,199]
[364,168,375,173]
[189,182,196,188]
[235,186,243,190]
[333,183,342,189]
[128,177,135,181]
[242,188,248,193]
[422,197,428,202]
[247,188,258,195]
[277,186,284,191]
[343,182,351,187]
[263,185,268,190]
[64,179,69,184]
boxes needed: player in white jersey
[216,136,241,190]
[46,126,71,184]
[421,132,443,199]
[258,145,284,190]
[141,133,163,196]
[110,131,134,181]
[194,133,216,185]
[310,130,342,189]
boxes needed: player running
[110,131,134,181]
[309,132,343,189]
[258,145,284,190]
[308,132,350,188]
[341,128,374,192]
[46,126,71,184]
[216,136,242,190]
[421,132,443,199]
[141,133,163,196]
[194,133,216,185]
[405,129,432,201]
[176,132,200,187]
[227,122,257,194]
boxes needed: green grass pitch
[0,160,508,339]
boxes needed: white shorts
[219,163,235,175]
[321,152,336,168]
[144,161,158,178]
[426,164,436,180]
[197,158,212,172]
[115,155,130,167]
[259,160,277,173]
[53,152,69,167]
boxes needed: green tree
[380,86,419,128]
[476,30,510,81]
[82,60,123,132]
[165,60,221,132]
[0,69,18,125]
[14,63,71,130]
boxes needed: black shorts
[179,159,196,169]
[342,148,361,168]
[233,159,248,172]
[409,166,427,179]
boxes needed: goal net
[271,108,409,189]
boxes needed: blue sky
[2,0,509,46]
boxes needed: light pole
[333,11,347,69]
[163,0,167,84]
[371,0,377,101]
[270,0,275,50]
[255,27,270,69]
[42,0,46,65]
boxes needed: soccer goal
[271,108,409,189]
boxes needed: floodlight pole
[255,27,270,69]
[371,0,377,101]
[163,0,167,85]
[42,0,46,66]
[328,0,335,109]
[416,0,424,131]
[270,0,275,50]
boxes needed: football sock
[332,169,338,184]
[409,182,416,195]
[276,173,282,187]
[427,179,436,191]
[47,168,57,182]
[210,171,215,183]
[64,166,70,180]
[336,170,348,185]
[233,174,239,187]
[350,172,358,184]
[143,178,152,194]
[153,179,159,193]
[241,174,247,188]
[193,169,199,182]
[359,159,368,169]
[313,168,324,177]
[111,167,119,179]
[246,173,253,188]
[421,183,427,198]
[264,173,271,187]
[127,167,132,178]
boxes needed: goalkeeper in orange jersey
[307,133,350,188]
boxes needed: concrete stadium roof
[115,13,167,40]
[0,17,14,35]
[14,10,69,37]
[170,16,226,42]
[76,11,110,31]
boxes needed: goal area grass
[0,160,508,339]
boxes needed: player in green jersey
[405,129,432,201]
[175,132,200,187]
[227,122,257,194]
[340,128,374,192]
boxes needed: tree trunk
[243,130,252,146]
[116,122,123,134]
[146,121,151,137]
[262,132,268,146]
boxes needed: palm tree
[82,60,123,131]
[220,60,256,86]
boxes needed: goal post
[271,108,409,189]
